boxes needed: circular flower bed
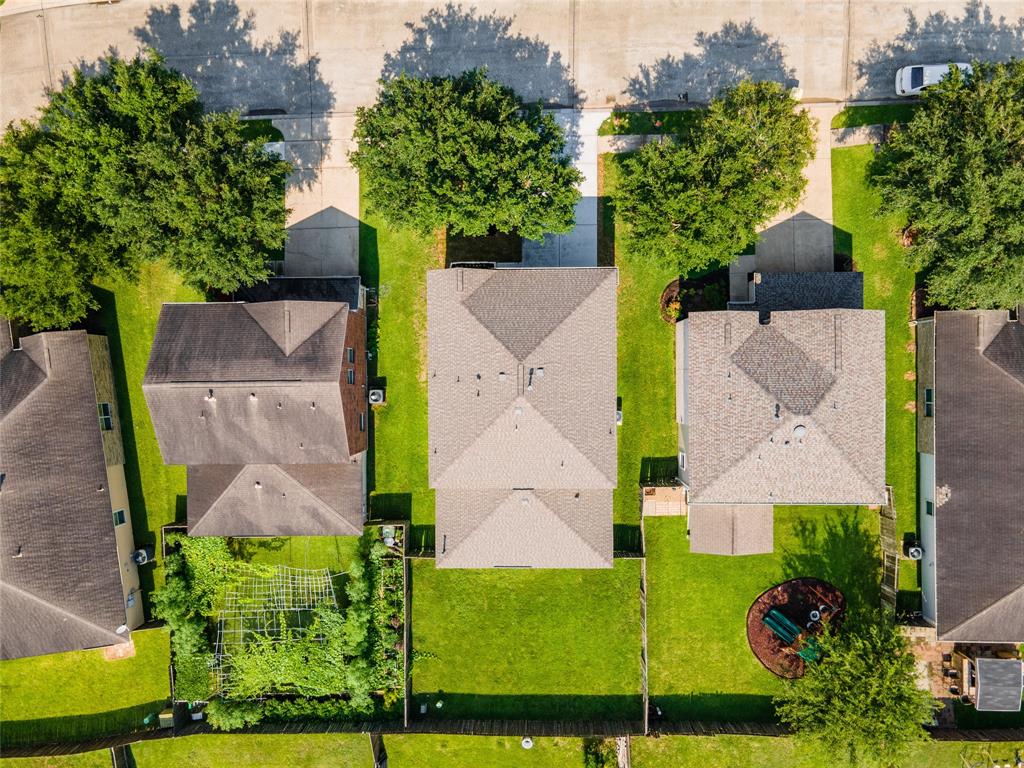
[746,577,845,679]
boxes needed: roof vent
[254,481,262,490]
[249,392,257,401]
[514,406,523,416]
[536,367,545,378]
[310,401,316,410]
[520,496,529,505]
[773,403,781,420]
[759,310,771,325]
[205,388,215,402]
[13,545,23,558]
[498,371,507,382]
[793,424,807,439]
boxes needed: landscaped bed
[156,529,404,728]
[410,559,643,721]
[0,628,170,749]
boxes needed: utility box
[158,707,175,729]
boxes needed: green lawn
[606,155,679,528]
[832,145,919,608]
[360,185,437,541]
[130,734,369,767]
[632,736,1024,768]
[645,508,880,723]
[236,536,362,571]
[93,265,204,607]
[831,103,919,130]
[0,754,110,768]
[238,118,285,143]
[0,628,170,748]
[410,559,642,720]
[385,735,586,767]
[597,110,700,136]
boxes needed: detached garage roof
[427,268,618,490]
[975,658,1023,712]
[1,328,128,659]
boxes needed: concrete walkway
[521,110,609,268]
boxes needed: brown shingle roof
[688,504,774,555]
[934,310,1024,642]
[0,331,128,659]
[680,309,886,505]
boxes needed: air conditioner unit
[132,546,156,566]
[368,389,386,405]
[907,546,924,561]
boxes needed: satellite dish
[115,624,128,635]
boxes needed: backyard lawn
[0,628,170,748]
[92,264,204,606]
[130,734,370,767]
[832,145,919,609]
[0,755,111,768]
[360,185,438,540]
[237,536,362,571]
[631,735,1024,768]
[645,507,880,723]
[410,559,643,720]
[385,735,587,767]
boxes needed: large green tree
[775,612,936,767]
[871,61,1024,309]
[613,80,814,274]
[0,51,290,330]
[350,69,582,240]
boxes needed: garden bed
[658,272,728,323]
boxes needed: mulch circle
[746,577,846,679]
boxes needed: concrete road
[3,0,1022,274]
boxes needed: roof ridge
[1,581,126,646]
[278,465,363,535]
[445,489,607,564]
[188,465,245,535]
[942,581,1024,640]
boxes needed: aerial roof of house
[0,327,128,659]
[427,267,618,490]
[933,309,1024,642]
[688,504,775,555]
[680,309,886,505]
[727,272,864,313]
[975,658,1023,712]
[144,300,357,465]
[186,462,365,537]
[435,489,613,568]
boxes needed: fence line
[639,516,650,737]
[402,556,412,729]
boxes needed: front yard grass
[410,559,643,720]
[597,110,700,136]
[130,734,370,767]
[92,265,204,607]
[832,145,919,608]
[0,628,170,749]
[830,103,919,129]
[0,754,111,768]
[360,185,438,538]
[645,507,880,723]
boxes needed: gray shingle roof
[0,331,128,659]
[975,658,1023,712]
[688,504,774,555]
[435,489,613,568]
[680,309,886,505]
[427,268,618,490]
[144,301,353,465]
[934,310,1024,642]
[728,272,864,313]
[187,462,365,536]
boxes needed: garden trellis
[213,566,340,695]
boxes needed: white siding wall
[919,451,937,625]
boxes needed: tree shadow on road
[853,0,1024,99]
[134,0,334,118]
[381,3,580,158]
[624,20,797,107]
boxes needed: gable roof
[144,301,354,465]
[934,309,1024,642]
[435,489,613,568]
[728,272,864,313]
[681,309,886,505]
[0,330,128,659]
[187,462,365,536]
[427,267,618,489]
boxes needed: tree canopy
[613,80,815,274]
[350,69,582,240]
[0,51,290,330]
[871,61,1024,309]
[774,612,936,768]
